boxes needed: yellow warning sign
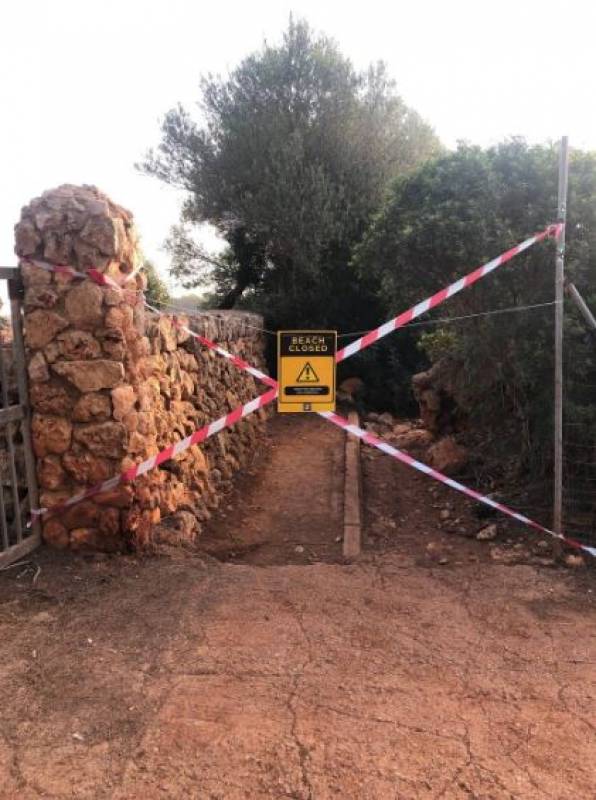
[277,331,337,413]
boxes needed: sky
[1,0,594,298]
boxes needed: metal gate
[0,268,41,566]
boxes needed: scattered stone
[295,545,304,554]
[476,524,498,541]
[428,436,468,475]
[565,554,585,568]
[394,428,434,449]
[440,509,451,521]
[532,556,556,568]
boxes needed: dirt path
[200,414,345,566]
[0,414,595,799]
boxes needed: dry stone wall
[14,185,268,552]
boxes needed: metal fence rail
[0,267,41,566]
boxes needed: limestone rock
[122,410,138,433]
[42,519,69,549]
[44,231,73,264]
[476,524,498,541]
[25,310,68,349]
[105,305,133,331]
[427,436,468,475]
[64,281,103,329]
[565,553,585,568]
[44,330,101,363]
[38,455,66,490]
[39,489,73,509]
[93,485,133,507]
[52,359,124,392]
[73,421,126,458]
[63,500,99,530]
[97,506,120,536]
[14,220,41,256]
[99,327,126,360]
[72,239,109,271]
[30,382,73,415]
[70,527,100,551]
[153,510,199,546]
[21,261,51,287]
[79,216,118,256]
[72,392,111,422]
[32,414,72,456]
[24,285,58,310]
[393,428,434,450]
[62,451,114,484]
[111,385,136,421]
[28,351,49,382]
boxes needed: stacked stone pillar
[15,185,159,551]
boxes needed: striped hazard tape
[336,224,562,363]
[144,303,278,388]
[147,272,596,558]
[320,411,596,558]
[22,257,142,292]
[32,224,595,558]
[31,387,277,522]
[31,304,277,523]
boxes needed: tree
[143,259,171,308]
[140,18,440,327]
[353,139,596,492]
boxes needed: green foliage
[143,260,171,308]
[354,139,596,486]
[418,329,458,363]
[140,17,440,324]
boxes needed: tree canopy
[140,18,440,325]
[353,139,596,483]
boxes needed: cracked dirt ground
[0,415,595,799]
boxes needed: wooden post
[553,137,569,555]
[343,410,362,559]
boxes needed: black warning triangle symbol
[296,361,319,383]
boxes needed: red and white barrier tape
[22,258,142,292]
[336,224,562,362]
[144,303,278,389]
[31,306,277,523]
[31,387,277,522]
[34,224,592,557]
[147,304,596,557]
[321,411,596,558]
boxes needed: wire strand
[147,297,558,339]
[336,300,558,338]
